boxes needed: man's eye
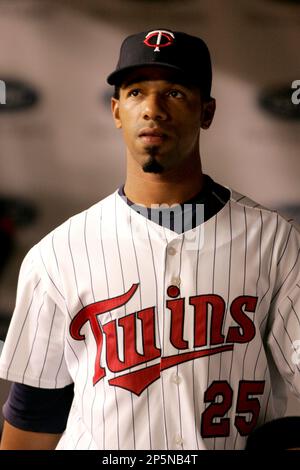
[167,90,184,98]
[128,89,141,97]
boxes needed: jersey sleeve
[0,245,73,389]
[266,219,300,398]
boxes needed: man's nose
[142,94,168,121]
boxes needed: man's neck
[124,159,204,207]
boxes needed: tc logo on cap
[143,30,175,52]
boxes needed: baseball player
[0,29,300,451]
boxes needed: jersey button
[175,435,184,446]
[167,246,176,256]
[172,373,182,385]
[171,276,181,287]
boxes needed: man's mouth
[138,128,168,144]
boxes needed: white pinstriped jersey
[0,185,300,450]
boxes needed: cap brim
[106,62,191,86]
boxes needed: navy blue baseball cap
[107,29,212,98]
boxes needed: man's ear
[111,97,122,129]
[200,98,216,130]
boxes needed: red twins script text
[70,283,257,395]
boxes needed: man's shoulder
[229,187,275,214]
[35,190,119,251]
[228,186,300,235]
[21,190,120,282]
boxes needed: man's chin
[141,148,165,174]
[142,159,164,174]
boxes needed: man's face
[111,66,215,174]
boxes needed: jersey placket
[161,236,186,449]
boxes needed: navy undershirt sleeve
[3,382,74,434]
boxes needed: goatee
[142,146,164,174]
